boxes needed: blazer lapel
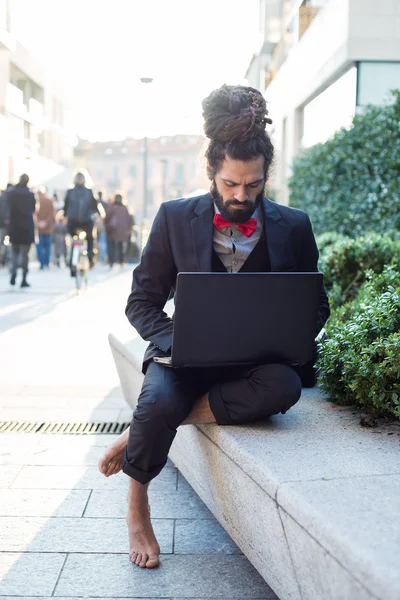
[190,193,214,272]
[262,197,294,271]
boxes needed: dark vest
[211,230,271,273]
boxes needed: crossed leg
[98,393,214,477]
[98,362,301,569]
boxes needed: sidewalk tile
[10,465,177,491]
[0,446,109,467]
[0,407,122,422]
[0,552,66,596]
[0,466,22,488]
[0,489,90,517]
[0,516,173,553]
[174,519,242,554]
[37,434,120,447]
[177,472,195,491]
[0,395,127,409]
[54,554,275,598]
[18,385,123,397]
[0,385,25,395]
[84,488,212,519]
[0,435,42,450]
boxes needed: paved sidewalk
[0,264,278,600]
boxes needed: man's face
[211,156,265,223]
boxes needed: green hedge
[318,267,400,418]
[318,233,400,309]
[289,90,400,237]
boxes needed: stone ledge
[108,332,400,600]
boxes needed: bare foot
[98,426,130,477]
[127,479,160,568]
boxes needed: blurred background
[0,0,399,250]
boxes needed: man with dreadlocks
[98,84,330,569]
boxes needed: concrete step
[109,332,400,600]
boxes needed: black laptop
[153,272,322,368]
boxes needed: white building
[0,0,75,192]
[247,0,400,204]
[75,135,209,224]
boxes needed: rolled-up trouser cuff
[122,447,167,485]
[208,385,234,425]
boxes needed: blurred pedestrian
[53,192,63,211]
[0,183,12,267]
[7,174,35,288]
[98,190,108,211]
[35,187,55,269]
[53,210,68,267]
[125,211,140,263]
[64,172,103,269]
[105,193,131,266]
[95,211,107,263]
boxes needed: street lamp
[140,77,153,251]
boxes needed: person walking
[0,183,12,267]
[7,174,36,288]
[53,210,68,267]
[105,193,131,266]
[64,172,103,269]
[35,187,55,269]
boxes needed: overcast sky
[11,0,260,141]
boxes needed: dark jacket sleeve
[125,203,177,352]
[90,191,101,215]
[63,191,70,217]
[298,213,330,335]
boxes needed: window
[302,67,357,148]
[129,164,136,178]
[175,163,184,184]
[357,62,400,108]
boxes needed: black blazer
[126,193,330,372]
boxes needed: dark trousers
[37,234,51,267]
[108,240,125,265]
[11,244,30,277]
[123,361,302,485]
[68,221,94,261]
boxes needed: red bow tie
[213,213,257,237]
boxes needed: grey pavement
[0,263,278,600]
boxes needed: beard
[211,181,264,223]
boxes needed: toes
[111,461,122,475]
[130,551,138,564]
[135,553,142,566]
[97,457,107,474]
[146,555,159,569]
[139,553,149,568]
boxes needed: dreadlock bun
[202,84,272,143]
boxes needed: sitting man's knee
[135,386,184,426]
[250,363,302,417]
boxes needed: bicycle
[70,230,89,293]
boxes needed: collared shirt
[213,204,263,272]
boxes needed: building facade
[247,0,400,204]
[0,0,75,192]
[74,135,210,224]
